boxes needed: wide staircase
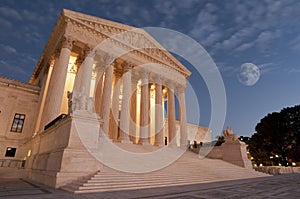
[61,149,269,194]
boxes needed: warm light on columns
[61,55,77,114]
[150,85,155,145]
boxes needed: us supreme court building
[0,9,212,187]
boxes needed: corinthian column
[178,85,187,148]
[100,61,114,135]
[139,69,150,145]
[40,35,74,129]
[79,46,95,99]
[72,45,96,112]
[129,79,137,143]
[119,62,133,143]
[94,65,105,116]
[154,75,164,146]
[167,81,176,146]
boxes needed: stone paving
[0,174,299,199]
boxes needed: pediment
[63,9,191,77]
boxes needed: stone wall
[0,76,39,161]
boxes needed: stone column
[129,79,137,143]
[94,65,105,115]
[72,50,85,93]
[154,76,164,146]
[110,68,122,141]
[119,62,133,143]
[167,82,176,146]
[100,62,114,135]
[178,86,187,148]
[40,35,74,128]
[139,69,150,145]
[76,46,95,111]
[79,46,95,98]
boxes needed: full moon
[238,63,260,86]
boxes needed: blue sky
[0,0,300,137]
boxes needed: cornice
[0,76,40,93]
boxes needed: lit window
[5,147,16,157]
[10,113,26,133]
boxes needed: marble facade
[0,9,212,187]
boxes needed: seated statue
[223,126,238,141]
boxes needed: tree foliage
[248,105,300,166]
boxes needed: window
[5,147,16,157]
[11,113,25,133]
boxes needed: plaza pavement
[0,174,299,199]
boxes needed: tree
[248,105,300,166]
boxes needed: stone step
[61,151,270,194]
[90,171,257,181]
[68,175,262,194]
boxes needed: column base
[168,143,178,148]
[154,143,164,147]
[138,138,150,145]
[141,142,152,146]
[120,140,133,144]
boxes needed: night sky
[1,0,300,138]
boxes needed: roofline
[0,75,40,92]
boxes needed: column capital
[152,74,163,84]
[165,79,175,90]
[101,53,115,67]
[84,44,96,58]
[139,68,150,79]
[49,49,59,67]
[51,48,60,60]
[177,85,186,93]
[62,35,75,50]
[122,61,134,73]
[75,51,84,69]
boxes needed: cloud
[257,63,276,75]
[213,27,256,52]
[0,44,17,54]
[287,67,300,73]
[216,62,240,77]
[189,2,219,41]
[234,30,280,53]
[235,42,254,52]
[0,17,12,29]
[0,6,22,20]
[289,36,300,51]
[0,60,28,76]
[201,32,222,46]
[256,30,280,43]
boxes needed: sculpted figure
[67,91,73,114]
[223,126,233,137]
[223,126,238,141]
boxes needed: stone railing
[255,166,300,175]
[0,159,26,168]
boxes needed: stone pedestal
[222,135,252,169]
[27,113,102,188]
